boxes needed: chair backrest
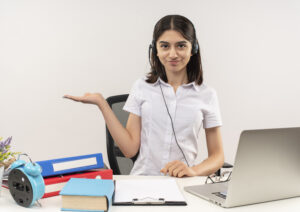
[106,94,138,175]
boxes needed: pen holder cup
[0,166,4,196]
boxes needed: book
[36,153,104,177]
[42,169,113,198]
[60,178,114,212]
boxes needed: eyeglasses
[205,171,232,184]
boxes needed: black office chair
[106,94,138,175]
[106,94,232,176]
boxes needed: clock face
[8,169,33,207]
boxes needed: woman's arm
[63,93,141,158]
[192,126,224,176]
[161,126,224,177]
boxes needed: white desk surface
[1,175,300,212]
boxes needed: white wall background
[1,0,300,167]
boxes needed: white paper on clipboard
[113,178,186,203]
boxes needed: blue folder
[36,153,104,177]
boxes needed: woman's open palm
[63,93,104,105]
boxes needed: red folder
[42,169,113,198]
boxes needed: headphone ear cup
[24,163,42,177]
[151,40,157,55]
[192,41,198,55]
[149,40,157,67]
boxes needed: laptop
[184,127,300,208]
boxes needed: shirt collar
[182,81,199,91]
[153,77,199,91]
[153,77,169,87]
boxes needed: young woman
[64,15,224,177]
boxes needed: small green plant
[0,136,20,169]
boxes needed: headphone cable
[158,81,190,167]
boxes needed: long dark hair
[146,15,203,85]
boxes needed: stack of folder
[36,153,113,198]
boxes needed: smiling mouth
[169,61,179,64]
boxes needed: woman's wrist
[190,166,199,176]
[96,94,106,110]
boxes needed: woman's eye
[160,44,186,49]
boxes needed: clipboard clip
[132,197,165,205]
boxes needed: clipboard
[112,179,187,206]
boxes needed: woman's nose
[169,47,178,58]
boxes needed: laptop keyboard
[213,192,227,199]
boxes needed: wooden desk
[1,175,300,211]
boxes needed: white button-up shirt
[123,77,222,175]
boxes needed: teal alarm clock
[8,154,45,207]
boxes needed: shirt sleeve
[123,79,142,116]
[203,89,222,129]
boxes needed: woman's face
[156,30,193,75]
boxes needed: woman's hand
[63,93,105,106]
[160,160,197,178]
